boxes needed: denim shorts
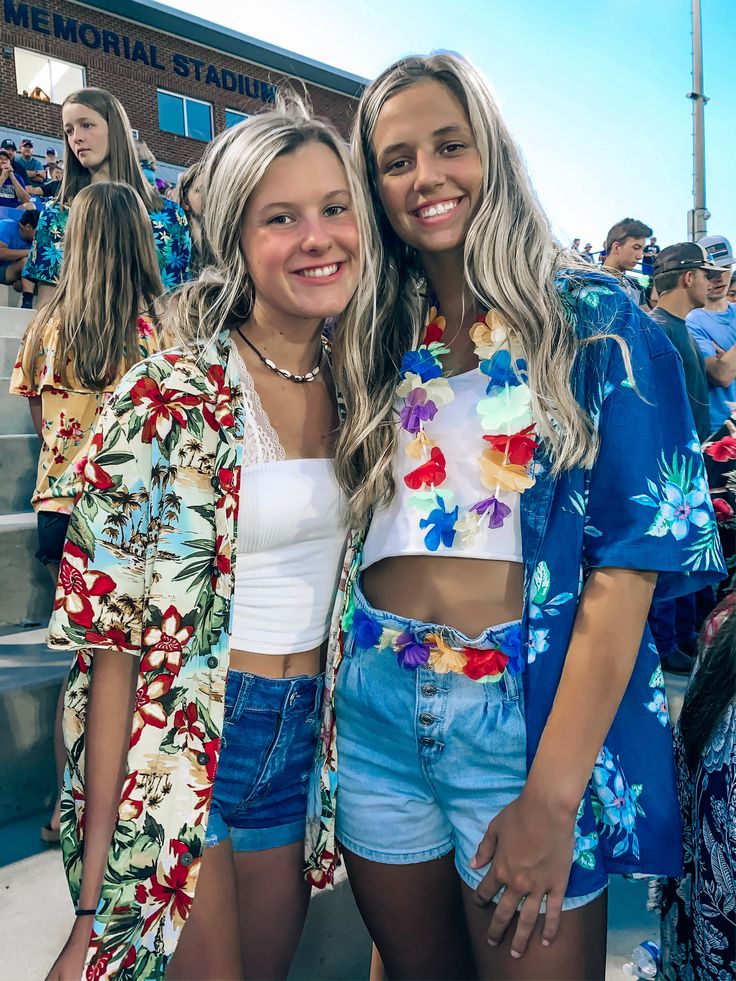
[205,669,324,851]
[335,582,605,911]
[36,510,70,565]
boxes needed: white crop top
[362,368,525,569]
[230,350,347,655]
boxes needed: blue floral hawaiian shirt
[306,271,727,899]
[23,197,192,289]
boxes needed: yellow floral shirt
[9,317,158,513]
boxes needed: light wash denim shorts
[335,582,605,911]
[205,669,323,851]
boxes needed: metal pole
[688,0,710,240]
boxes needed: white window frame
[225,108,249,129]
[14,47,86,105]
[157,88,213,141]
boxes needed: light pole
[687,0,709,240]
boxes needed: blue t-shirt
[686,304,736,429]
[0,217,27,268]
[0,170,27,207]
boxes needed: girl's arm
[9,171,31,204]
[36,283,55,308]
[28,396,42,439]
[46,649,137,981]
[472,566,657,957]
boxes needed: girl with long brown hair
[23,87,191,305]
[10,180,164,842]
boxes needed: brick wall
[0,0,358,169]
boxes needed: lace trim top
[234,346,286,466]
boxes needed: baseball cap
[1,139,16,151]
[46,147,57,155]
[698,235,735,268]
[653,242,721,277]
[20,138,33,148]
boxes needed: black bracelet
[75,908,97,917]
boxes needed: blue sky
[160,0,735,251]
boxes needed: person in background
[642,236,660,275]
[133,136,157,185]
[9,182,163,848]
[686,234,736,434]
[581,242,595,264]
[41,164,63,199]
[44,146,59,171]
[0,148,31,208]
[647,243,721,675]
[23,87,191,305]
[659,591,736,981]
[727,271,736,304]
[602,217,652,307]
[0,209,39,306]
[571,237,581,253]
[17,139,46,189]
[1,138,29,179]
[174,161,206,273]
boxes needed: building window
[157,90,212,142]
[225,109,248,129]
[14,48,85,105]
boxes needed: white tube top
[231,459,347,655]
[362,368,524,569]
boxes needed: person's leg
[233,839,311,980]
[165,838,243,980]
[342,847,476,980]
[461,884,607,981]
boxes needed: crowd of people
[5,55,736,981]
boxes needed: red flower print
[713,497,734,523]
[404,447,447,491]
[121,946,137,970]
[119,770,144,822]
[129,376,199,444]
[135,838,199,939]
[130,673,173,746]
[192,737,221,822]
[462,647,509,681]
[141,606,193,674]
[85,952,111,981]
[202,364,235,430]
[173,702,206,751]
[55,543,116,628]
[215,467,240,521]
[211,535,231,589]
[81,430,114,491]
[483,424,539,466]
[137,317,154,339]
[84,626,134,652]
[58,414,84,442]
[706,435,736,463]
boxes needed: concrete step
[0,384,35,435]
[0,513,54,627]
[0,283,21,308]
[0,335,21,376]
[0,305,33,338]
[0,434,39,515]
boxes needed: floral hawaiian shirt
[305,271,726,897]
[47,330,244,980]
[9,317,158,513]
[23,197,192,289]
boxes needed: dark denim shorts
[36,511,70,565]
[205,668,324,851]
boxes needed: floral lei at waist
[349,608,524,683]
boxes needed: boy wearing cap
[647,242,719,673]
[687,234,736,432]
[0,149,30,208]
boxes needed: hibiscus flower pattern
[46,331,246,979]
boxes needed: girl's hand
[46,918,92,981]
[470,788,576,958]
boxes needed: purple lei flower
[470,496,512,530]
[400,388,438,434]
[419,495,458,551]
[401,346,442,382]
[352,609,383,650]
[395,631,431,669]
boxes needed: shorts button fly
[421,684,437,697]
[419,712,434,726]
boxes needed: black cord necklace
[235,327,322,384]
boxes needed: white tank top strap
[234,345,286,467]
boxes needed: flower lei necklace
[398,306,539,551]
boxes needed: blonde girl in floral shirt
[44,103,372,981]
[10,181,162,842]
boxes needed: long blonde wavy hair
[22,182,163,390]
[165,96,376,354]
[333,53,605,528]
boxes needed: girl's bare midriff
[228,645,327,679]
[362,556,524,637]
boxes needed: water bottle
[622,940,661,979]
